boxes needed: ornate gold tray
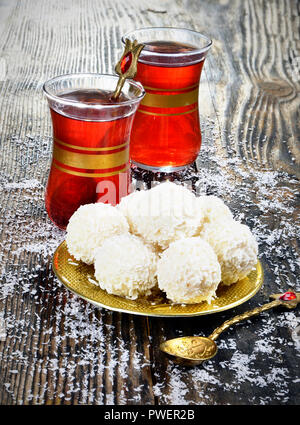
[52,241,264,317]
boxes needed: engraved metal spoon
[160,291,300,366]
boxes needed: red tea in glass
[122,28,212,171]
[43,74,144,229]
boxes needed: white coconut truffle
[201,220,258,285]
[94,234,157,300]
[197,195,233,227]
[117,189,145,233]
[157,237,221,304]
[66,203,129,265]
[118,182,203,249]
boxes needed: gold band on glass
[53,143,129,170]
[54,137,129,152]
[53,162,130,178]
[143,83,199,92]
[137,106,198,117]
[141,88,198,108]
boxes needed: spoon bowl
[160,336,217,366]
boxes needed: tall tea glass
[43,73,145,229]
[122,27,212,172]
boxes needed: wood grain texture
[0,0,299,405]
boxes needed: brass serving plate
[52,241,264,317]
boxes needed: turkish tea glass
[122,27,212,172]
[43,73,145,229]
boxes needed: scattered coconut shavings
[0,312,6,341]
[1,178,43,191]
[292,326,300,350]
[0,116,299,405]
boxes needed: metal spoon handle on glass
[112,38,145,100]
[160,292,300,367]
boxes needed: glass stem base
[131,160,194,173]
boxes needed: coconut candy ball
[118,182,204,250]
[157,237,221,304]
[94,234,157,300]
[66,202,129,265]
[201,220,258,285]
[197,195,233,228]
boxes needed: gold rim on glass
[52,241,264,317]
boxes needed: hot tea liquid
[46,89,132,229]
[132,40,205,169]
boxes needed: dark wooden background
[0,0,299,405]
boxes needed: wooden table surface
[0,0,299,405]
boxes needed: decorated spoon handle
[112,39,144,99]
[209,299,282,341]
